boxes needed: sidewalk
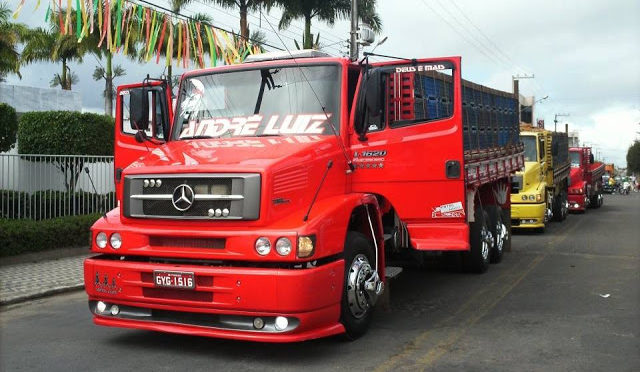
[0,249,91,306]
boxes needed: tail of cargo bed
[461,80,520,155]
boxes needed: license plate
[153,271,195,289]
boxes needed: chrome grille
[123,174,260,220]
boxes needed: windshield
[570,151,581,167]
[173,65,340,140]
[522,136,538,162]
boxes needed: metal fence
[1,154,116,220]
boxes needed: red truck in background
[84,50,523,342]
[568,147,605,212]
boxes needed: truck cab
[568,147,604,211]
[84,50,523,342]
[510,127,569,230]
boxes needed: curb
[0,284,85,307]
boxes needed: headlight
[297,235,315,258]
[255,237,271,256]
[521,195,528,201]
[528,195,535,201]
[536,194,543,202]
[109,233,122,249]
[275,237,292,256]
[96,232,108,249]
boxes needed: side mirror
[355,68,383,141]
[589,153,595,164]
[130,88,149,132]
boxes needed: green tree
[21,9,97,90]
[0,103,18,152]
[275,0,381,50]
[17,111,114,191]
[626,140,640,175]
[0,2,28,81]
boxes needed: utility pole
[350,0,358,60]
[512,74,534,123]
[554,113,569,132]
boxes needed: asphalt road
[1,193,639,372]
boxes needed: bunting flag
[12,0,25,19]
[14,0,266,67]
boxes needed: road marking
[376,217,581,371]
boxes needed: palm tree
[172,0,271,42]
[275,0,381,50]
[93,64,125,115]
[50,69,78,89]
[21,9,97,90]
[89,3,145,116]
[0,2,28,81]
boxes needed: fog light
[110,233,122,249]
[253,317,265,330]
[521,195,527,201]
[143,179,149,187]
[274,316,288,331]
[96,301,107,313]
[573,203,579,208]
[149,179,156,187]
[297,236,315,258]
[110,305,120,315]
[528,195,535,201]
[275,238,292,256]
[96,232,107,249]
[255,237,271,256]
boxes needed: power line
[132,0,284,51]
[431,0,512,69]
[188,0,344,55]
[448,0,522,71]
[419,0,507,69]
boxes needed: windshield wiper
[254,69,281,114]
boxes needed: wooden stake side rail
[464,143,524,187]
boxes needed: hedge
[0,213,100,257]
[17,111,114,156]
[0,103,18,152]
[1,190,115,220]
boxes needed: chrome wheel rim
[481,224,492,261]
[496,220,507,253]
[346,254,372,319]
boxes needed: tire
[340,231,376,340]
[463,206,491,273]
[552,190,568,222]
[502,207,512,252]
[486,206,506,264]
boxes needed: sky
[5,0,640,167]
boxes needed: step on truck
[84,50,524,342]
[510,126,570,231]
[568,146,605,211]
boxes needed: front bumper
[568,194,587,211]
[510,201,546,228]
[85,256,345,342]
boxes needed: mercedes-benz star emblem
[171,184,195,211]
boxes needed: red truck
[84,50,524,342]
[568,147,605,211]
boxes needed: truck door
[350,57,465,225]
[114,81,173,200]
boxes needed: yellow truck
[510,126,570,231]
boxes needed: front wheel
[340,232,376,340]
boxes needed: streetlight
[369,36,388,54]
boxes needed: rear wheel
[463,206,491,273]
[486,206,506,264]
[340,232,375,340]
